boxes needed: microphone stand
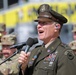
[0,47,22,65]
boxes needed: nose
[37,23,42,29]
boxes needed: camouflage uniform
[0,23,6,58]
[0,34,19,75]
[68,24,76,54]
[69,40,76,55]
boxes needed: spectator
[0,34,19,75]
[72,24,76,40]
[0,23,6,58]
[69,40,76,55]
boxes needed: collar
[45,40,54,48]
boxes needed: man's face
[0,31,6,36]
[73,32,76,40]
[37,19,56,44]
[2,45,16,58]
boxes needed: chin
[39,37,45,41]
[4,55,9,58]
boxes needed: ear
[55,23,61,30]
[54,23,61,32]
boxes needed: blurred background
[0,0,76,45]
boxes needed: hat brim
[34,17,52,22]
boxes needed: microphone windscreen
[33,38,38,44]
[26,37,38,47]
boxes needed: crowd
[0,23,20,75]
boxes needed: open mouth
[2,51,9,55]
[39,30,44,34]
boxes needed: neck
[44,37,57,45]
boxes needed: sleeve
[18,68,23,75]
[57,50,76,75]
[18,67,29,75]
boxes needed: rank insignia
[65,50,74,60]
[40,5,46,12]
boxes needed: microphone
[23,37,38,53]
[18,37,38,69]
[10,37,38,49]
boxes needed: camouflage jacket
[0,54,19,75]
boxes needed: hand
[18,51,31,70]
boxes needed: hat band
[38,14,58,22]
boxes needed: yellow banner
[0,3,76,27]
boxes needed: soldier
[0,34,19,75]
[72,24,76,40]
[0,23,6,41]
[69,40,76,55]
[69,24,76,54]
[0,23,6,58]
[18,4,76,75]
